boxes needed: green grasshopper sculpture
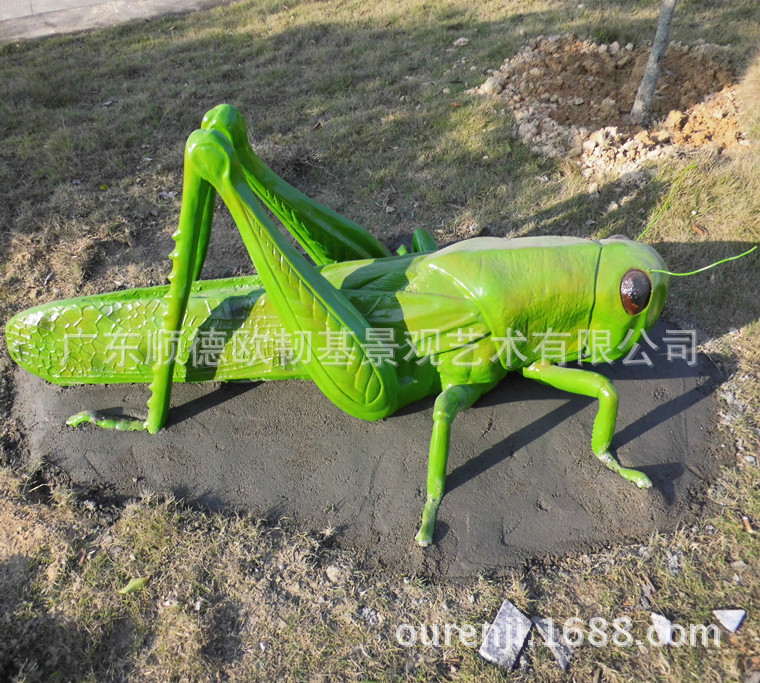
[7,104,671,546]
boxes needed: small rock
[360,606,381,626]
[713,108,725,119]
[518,122,538,138]
[587,182,599,195]
[616,54,631,68]
[598,44,608,54]
[582,139,598,153]
[625,42,634,50]
[529,67,544,78]
[664,110,687,130]
[633,130,655,147]
[482,76,505,95]
[666,550,682,576]
[609,41,620,55]
[713,609,746,633]
[532,617,572,671]
[453,37,470,46]
[650,613,673,645]
[653,129,671,143]
[582,59,600,75]
[325,565,342,583]
[479,599,533,670]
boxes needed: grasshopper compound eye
[620,269,652,315]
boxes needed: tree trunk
[630,0,678,126]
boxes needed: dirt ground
[476,35,744,173]
[4,35,748,578]
[1,5,759,676]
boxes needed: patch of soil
[475,35,747,176]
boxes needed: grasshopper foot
[415,496,441,547]
[619,467,652,489]
[67,411,148,432]
[596,450,652,489]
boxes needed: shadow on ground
[0,555,138,680]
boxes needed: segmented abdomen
[6,277,308,384]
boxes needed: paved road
[0,0,232,43]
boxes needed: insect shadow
[170,382,258,426]
[445,322,721,506]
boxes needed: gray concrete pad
[0,0,232,43]
[14,322,727,577]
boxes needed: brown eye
[620,269,652,315]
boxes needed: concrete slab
[1,2,34,22]
[0,0,233,43]
[14,321,728,577]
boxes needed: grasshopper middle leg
[416,382,495,547]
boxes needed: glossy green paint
[6,105,670,546]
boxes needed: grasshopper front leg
[416,382,495,547]
[522,362,652,488]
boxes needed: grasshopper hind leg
[67,411,147,431]
[200,104,392,266]
[67,139,219,433]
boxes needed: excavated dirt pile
[475,35,747,176]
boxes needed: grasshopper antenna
[651,245,758,276]
[636,164,757,275]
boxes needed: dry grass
[1,0,760,680]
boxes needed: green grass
[1,0,760,680]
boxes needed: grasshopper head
[585,237,670,362]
